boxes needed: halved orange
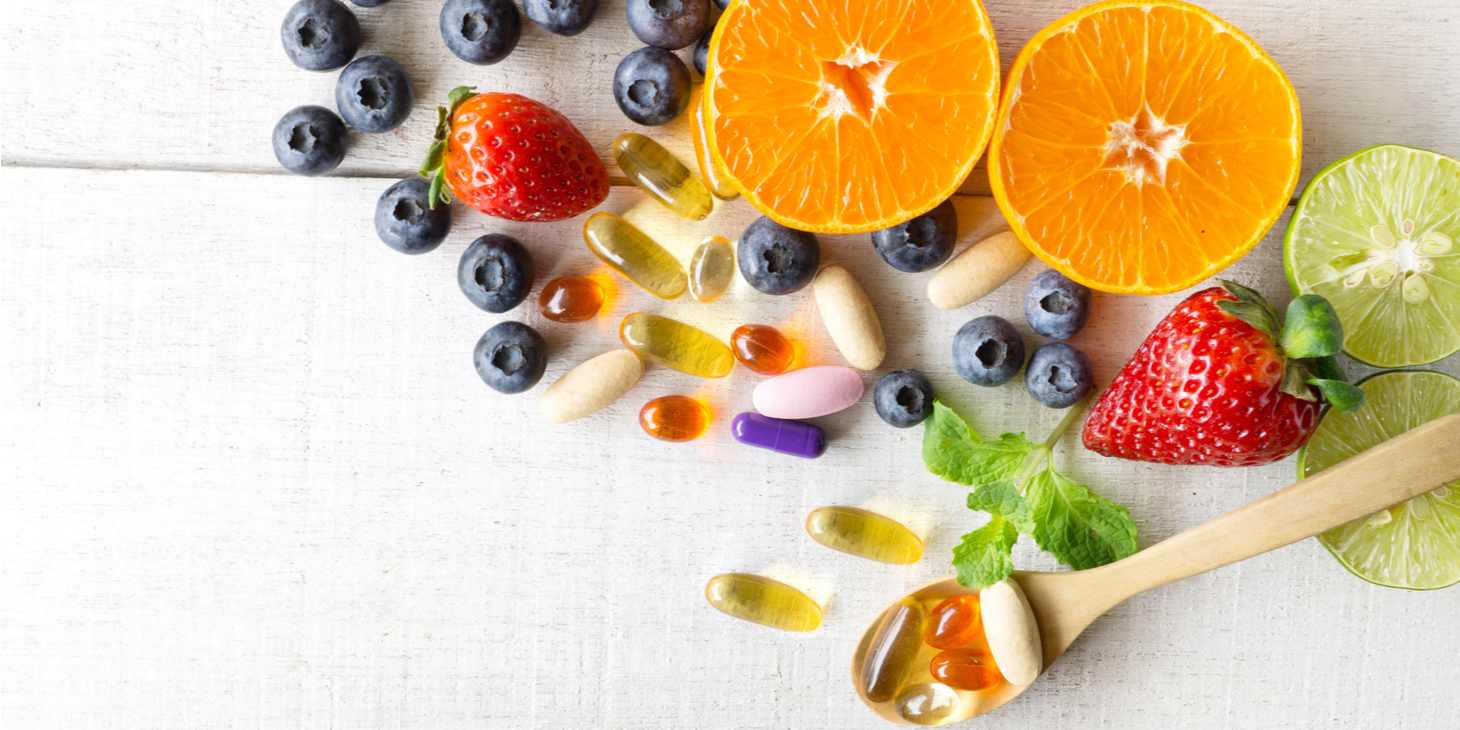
[989,0,1302,295]
[704,0,1000,234]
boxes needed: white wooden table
[3,2,1458,728]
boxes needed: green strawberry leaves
[926,400,1140,588]
[1217,281,1364,413]
[418,86,480,209]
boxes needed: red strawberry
[1082,283,1363,467]
[420,88,609,222]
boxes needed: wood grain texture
[3,167,1458,729]
[3,0,1458,196]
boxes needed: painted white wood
[3,167,1457,729]
[3,0,1458,195]
[4,0,1460,726]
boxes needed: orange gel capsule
[730,324,795,375]
[925,594,983,650]
[929,647,1003,691]
[639,396,712,442]
[539,276,604,323]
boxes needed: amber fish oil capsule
[857,597,925,703]
[619,312,734,378]
[539,276,604,323]
[612,133,713,220]
[583,212,687,299]
[806,506,923,564]
[704,573,822,632]
[730,324,795,375]
[639,395,712,442]
[691,100,738,200]
[689,236,735,303]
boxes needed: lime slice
[1297,370,1460,590]
[1284,145,1460,368]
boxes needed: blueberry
[712,0,729,7]
[952,315,1025,387]
[458,234,536,313]
[280,0,360,72]
[871,199,958,273]
[440,0,521,65]
[272,106,348,177]
[737,216,820,295]
[1024,269,1092,340]
[625,0,709,50]
[1025,343,1094,408]
[874,369,935,428]
[474,322,548,394]
[374,178,452,255]
[692,27,712,77]
[524,0,599,36]
[335,56,414,134]
[613,47,692,126]
[348,0,391,5]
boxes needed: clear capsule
[689,236,735,303]
[895,682,960,726]
[619,312,734,378]
[613,133,712,221]
[691,99,739,200]
[857,597,926,703]
[806,506,923,564]
[705,573,822,632]
[583,212,687,299]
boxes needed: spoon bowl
[853,415,1460,725]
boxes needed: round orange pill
[539,276,604,323]
[639,396,712,442]
[924,594,984,650]
[929,647,1003,691]
[730,324,794,375]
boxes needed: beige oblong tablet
[980,578,1042,686]
[927,231,1031,310]
[813,265,885,371]
[540,349,644,424]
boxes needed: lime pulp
[1284,145,1460,368]
[1297,370,1460,590]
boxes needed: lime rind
[1284,144,1460,368]
[1297,370,1460,590]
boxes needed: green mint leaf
[1309,378,1366,412]
[922,401,1036,487]
[1309,354,1349,383]
[967,480,1036,534]
[1281,294,1344,358]
[952,516,1019,589]
[1214,300,1277,339]
[1024,466,1138,571]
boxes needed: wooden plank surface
[3,0,1458,195]
[4,0,1460,727]
[3,167,1458,729]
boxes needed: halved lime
[1297,370,1460,590]
[1284,145,1460,368]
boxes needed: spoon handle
[1093,414,1460,602]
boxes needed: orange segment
[705,0,1000,234]
[989,0,1301,295]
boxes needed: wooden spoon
[853,414,1460,725]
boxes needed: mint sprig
[925,398,1139,588]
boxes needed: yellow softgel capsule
[691,100,738,200]
[704,573,822,632]
[619,312,734,378]
[583,213,687,299]
[806,506,923,564]
[612,133,713,220]
[688,236,735,303]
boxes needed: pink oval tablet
[753,366,866,419]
